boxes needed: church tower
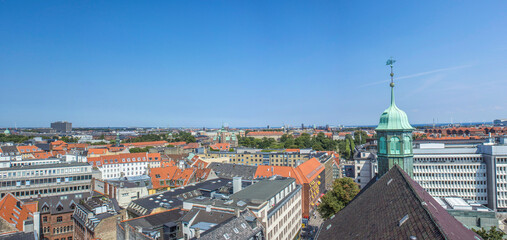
[376,58,415,177]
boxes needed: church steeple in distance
[376,58,415,177]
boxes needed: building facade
[88,152,161,179]
[0,162,97,199]
[51,122,72,133]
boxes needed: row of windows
[415,157,483,162]
[378,136,412,155]
[0,175,91,187]
[0,167,90,179]
[0,184,90,198]
[414,172,486,178]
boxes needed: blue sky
[1,1,506,128]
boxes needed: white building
[412,144,488,205]
[87,152,161,180]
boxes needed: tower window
[390,137,400,154]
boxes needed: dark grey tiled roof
[38,192,90,214]
[207,163,257,180]
[197,210,263,240]
[122,208,185,229]
[128,178,231,216]
[181,208,235,225]
[0,146,18,155]
[0,232,35,240]
[317,165,482,240]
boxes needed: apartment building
[0,162,97,199]
[231,178,302,240]
[39,193,90,240]
[182,178,302,240]
[198,148,319,167]
[88,152,161,179]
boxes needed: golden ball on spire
[390,82,395,87]
[390,73,394,77]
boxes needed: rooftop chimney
[233,177,242,193]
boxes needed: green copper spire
[376,58,414,131]
[376,58,414,177]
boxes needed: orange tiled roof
[16,145,43,154]
[149,166,196,189]
[88,148,108,155]
[255,165,303,184]
[0,193,37,231]
[247,131,284,136]
[295,158,325,184]
[32,152,57,159]
[183,142,200,149]
[285,149,300,153]
[168,141,186,146]
[88,152,161,167]
[123,141,169,147]
[210,143,230,151]
[67,143,89,149]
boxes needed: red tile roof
[123,141,169,148]
[16,146,42,154]
[149,166,196,189]
[168,141,187,146]
[88,152,161,167]
[247,131,284,136]
[210,143,231,151]
[0,193,37,231]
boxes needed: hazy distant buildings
[494,119,507,126]
[51,121,72,132]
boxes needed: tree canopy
[473,226,506,240]
[317,177,360,219]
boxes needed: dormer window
[57,205,63,211]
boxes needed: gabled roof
[255,166,303,184]
[317,165,481,240]
[0,193,37,231]
[295,157,324,184]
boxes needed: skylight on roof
[399,214,409,226]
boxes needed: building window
[43,216,48,222]
[390,137,400,154]
[379,137,386,154]
[57,216,62,222]
[403,136,412,154]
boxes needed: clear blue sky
[1,1,506,128]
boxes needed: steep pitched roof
[255,165,303,184]
[295,157,324,184]
[316,165,481,240]
[0,194,37,232]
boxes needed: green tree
[344,140,351,159]
[129,146,153,153]
[353,130,368,145]
[317,177,360,219]
[473,226,505,240]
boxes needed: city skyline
[1,1,507,128]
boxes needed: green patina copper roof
[376,84,414,131]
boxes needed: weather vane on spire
[386,57,396,87]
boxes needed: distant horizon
[1,121,496,130]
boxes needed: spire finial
[386,57,396,88]
[386,57,396,106]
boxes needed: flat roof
[230,178,294,202]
